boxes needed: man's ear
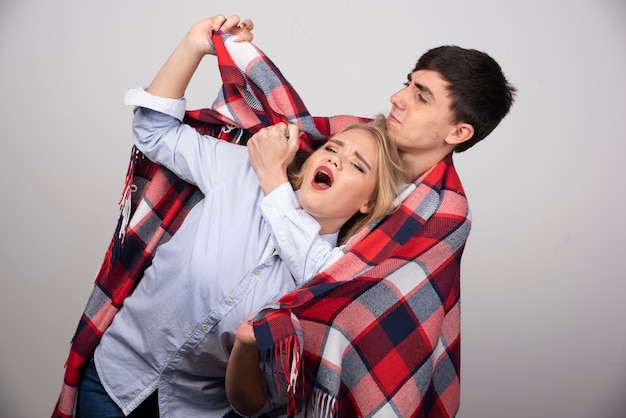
[359,200,374,214]
[445,123,474,146]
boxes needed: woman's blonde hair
[288,115,407,245]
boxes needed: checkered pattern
[51,32,469,418]
[254,155,470,417]
[51,32,363,418]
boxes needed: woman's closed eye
[351,161,365,173]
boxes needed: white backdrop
[1,0,625,417]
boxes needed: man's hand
[248,123,300,195]
[188,14,255,56]
[146,14,254,99]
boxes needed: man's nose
[390,88,405,108]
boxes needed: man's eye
[324,146,337,153]
[417,94,427,103]
[352,162,365,173]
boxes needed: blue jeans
[77,354,158,418]
[77,354,260,418]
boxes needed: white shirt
[94,88,344,417]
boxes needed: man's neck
[401,149,452,181]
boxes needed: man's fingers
[219,15,241,32]
[239,19,254,31]
[209,14,228,31]
[286,124,299,144]
[218,15,254,42]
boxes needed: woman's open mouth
[312,166,333,190]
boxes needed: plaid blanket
[52,32,470,418]
[254,153,469,417]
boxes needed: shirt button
[161,373,167,380]
[180,348,187,354]
[254,269,261,275]
[226,299,234,306]
[201,323,208,330]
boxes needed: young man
[226,16,516,418]
[53,13,516,418]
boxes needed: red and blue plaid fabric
[254,154,469,417]
[52,32,469,418]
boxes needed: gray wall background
[1,0,625,417]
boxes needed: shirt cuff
[259,183,300,222]
[259,184,338,247]
[124,87,187,121]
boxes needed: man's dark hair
[414,45,517,152]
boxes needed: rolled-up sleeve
[124,87,246,192]
[124,87,187,120]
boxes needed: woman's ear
[359,200,374,214]
[445,122,474,146]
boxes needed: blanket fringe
[287,342,301,393]
[96,146,141,278]
[263,335,306,417]
[309,387,337,418]
[117,146,141,243]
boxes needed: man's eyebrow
[414,81,435,99]
[328,138,371,171]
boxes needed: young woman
[76,15,406,418]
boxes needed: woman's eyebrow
[355,151,371,171]
[328,138,371,171]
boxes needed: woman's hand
[226,314,267,415]
[235,313,258,346]
[248,123,300,195]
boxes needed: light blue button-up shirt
[94,88,343,417]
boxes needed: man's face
[387,69,458,156]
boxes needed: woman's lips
[312,165,333,190]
